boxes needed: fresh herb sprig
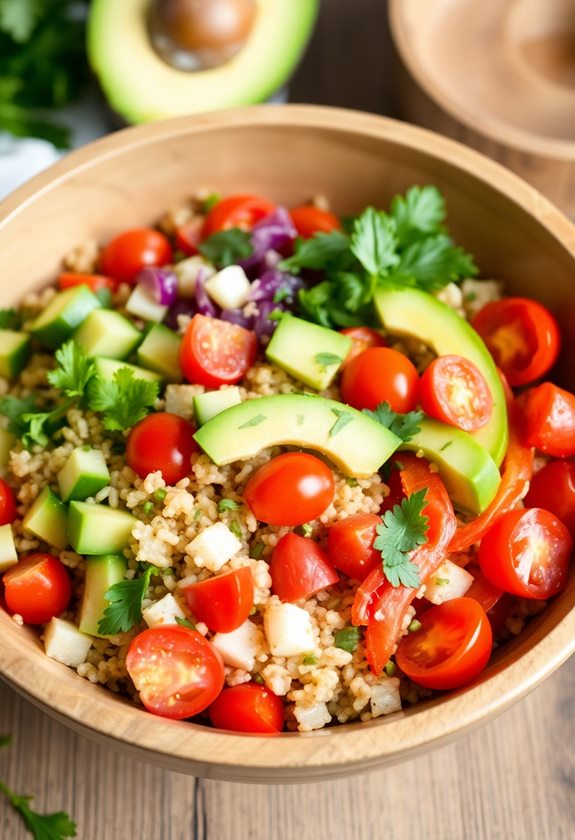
[87,368,159,432]
[198,228,253,267]
[363,401,424,442]
[374,489,429,588]
[97,566,154,636]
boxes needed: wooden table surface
[1,2,574,838]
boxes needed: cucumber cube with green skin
[193,387,242,426]
[0,329,31,378]
[0,523,18,572]
[0,428,15,477]
[29,286,102,349]
[265,314,352,390]
[78,553,128,637]
[57,446,110,503]
[93,357,163,384]
[137,323,182,382]
[73,309,142,359]
[67,501,136,554]
[23,486,68,549]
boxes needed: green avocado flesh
[79,554,127,637]
[400,419,500,514]
[194,394,401,477]
[88,0,319,124]
[374,288,508,466]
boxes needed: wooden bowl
[389,0,575,217]
[1,106,575,782]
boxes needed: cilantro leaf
[279,231,352,273]
[297,281,336,328]
[329,408,353,437]
[0,308,21,329]
[0,394,39,436]
[175,616,196,630]
[314,352,343,371]
[350,207,398,276]
[334,626,362,653]
[47,340,96,398]
[391,185,445,245]
[97,567,153,636]
[374,489,429,588]
[390,234,478,291]
[217,499,240,513]
[87,368,159,432]
[364,401,424,442]
[238,414,266,429]
[198,228,252,267]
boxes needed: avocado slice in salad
[193,394,401,477]
[374,288,508,466]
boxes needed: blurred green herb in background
[0,0,89,147]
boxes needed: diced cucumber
[126,284,168,322]
[0,428,15,477]
[93,357,163,384]
[78,553,128,637]
[0,329,31,378]
[265,314,352,390]
[29,286,102,348]
[67,501,136,554]
[0,523,18,572]
[193,387,242,426]
[73,309,142,359]
[57,446,110,503]
[22,486,68,549]
[137,323,182,382]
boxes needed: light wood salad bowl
[0,106,574,782]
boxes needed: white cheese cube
[434,282,464,314]
[204,265,251,310]
[126,284,168,322]
[460,278,503,317]
[424,559,474,605]
[370,679,402,717]
[142,593,186,629]
[44,618,93,667]
[293,702,332,731]
[186,522,242,572]
[212,619,262,671]
[174,256,215,298]
[0,523,18,572]
[264,602,315,657]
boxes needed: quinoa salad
[0,187,571,734]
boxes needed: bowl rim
[1,104,575,781]
[388,0,575,161]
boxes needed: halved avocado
[88,0,319,123]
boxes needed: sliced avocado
[93,357,163,384]
[137,323,182,382]
[265,314,352,390]
[67,502,136,555]
[193,387,242,426]
[57,446,110,503]
[0,428,15,477]
[0,329,31,379]
[400,418,500,514]
[78,554,128,637]
[374,288,508,466]
[0,523,18,573]
[88,0,319,124]
[194,394,401,477]
[29,286,102,349]
[73,309,142,359]
[23,487,68,549]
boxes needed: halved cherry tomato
[396,598,492,690]
[270,533,339,602]
[58,273,117,293]
[180,314,257,388]
[126,412,198,485]
[3,553,71,625]
[479,507,572,599]
[522,382,575,457]
[340,347,419,413]
[340,327,387,367]
[100,228,173,285]
[182,567,254,633]
[0,478,16,525]
[464,564,503,613]
[327,514,381,580]
[209,683,284,734]
[126,626,224,720]
[524,459,575,535]
[203,195,276,237]
[289,205,342,238]
[472,297,560,387]
[244,453,335,526]
[175,217,204,256]
[419,354,493,432]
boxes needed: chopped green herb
[296,414,305,426]
[97,567,154,636]
[314,351,343,371]
[434,577,450,586]
[238,414,266,429]
[329,408,353,437]
[297,523,313,538]
[345,477,359,487]
[141,501,154,515]
[384,661,397,677]
[267,308,284,322]
[162,568,175,577]
[408,619,422,633]
[198,227,252,267]
[193,508,202,523]
[273,287,292,304]
[250,541,265,560]
[253,674,265,685]
[464,292,477,303]
[0,308,21,330]
[229,520,242,541]
[217,498,240,514]
[302,654,318,666]
[439,441,453,452]
[334,626,362,653]
[87,367,159,431]
[364,402,424,443]
[175,616,196,630]
[154,488,167,502]
[374,489,429,588]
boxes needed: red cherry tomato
[419,354,493,432]
[327,514,382,580]
[3,553,71,625]
[58,273,117,293]
[472,297,560,387]
[175,217,204,256]
[289,205,342,238]
[479,507,572,599]
[340,327,387,366]
[126,626,224,720]
[396,597,493,690]
[203,195,276,237]
[182,567,254,633]
[0,479,16,525]
[340,347,419,413]
[180,314,257,388]
[270,533,339,602]
[244,453,335,526]
[100,228,173,285]
[209,683,284,734]
[524,459,575,535]
[522,382,575,457]
[126,412,198,485]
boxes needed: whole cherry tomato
[203,195,276,237]
[289,205,342,238]
[100,228,172,285]
[340,327,387,367]
[126,413,198,485]
[3,553,71,625]
[340,347,419,413]
[522,382,575,457]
